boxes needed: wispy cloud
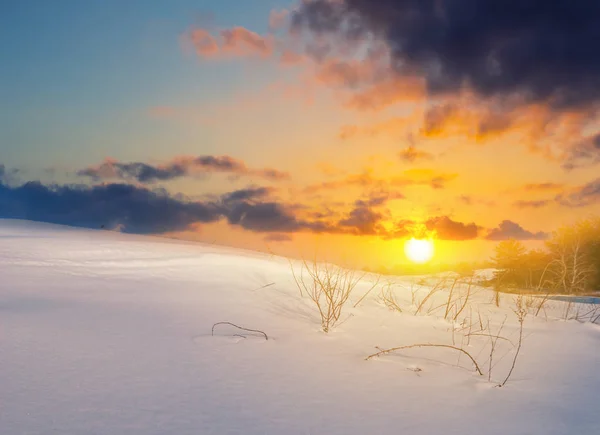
[513,199,552,209]
[562,133,600,171]
[486,220,549,241]
[187,27,274,59]
[398,146,434,163]
[77,156,290,184]
[303,169,457,194]
[556,178,600,207]
[425,216,480,241]
[523,183,565,192]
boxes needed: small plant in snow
[291,258,365,333]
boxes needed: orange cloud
[513,199,552,209]
[303,168,457,195]
[188,27,274,59]
[344,77,426,111]
[188,29,220,56]
[398,146,434,163]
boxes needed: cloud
[425,216,480,241]
[0,175,330,235]
[343,77,426,111]
[337,196,394,235]
[338,205,385,235]
[221,187,274,203]
[303,169,457,194]
[562,133,600,170]
[523,183,565,192]
[513,199,552,209]
[0,180,223,234]
[457,195,496,207]
[78,156,290,184]
[398,146,434,163]
[226,201,304,232]
[420,102,514,141]
[555,178,600,207]
[264,233,293,242]
[393,169,457,190]
[188,27,274,59]
[292,0,600,109]
[486,220,549,241]
[383,216,481,240]
[458,195,473,206]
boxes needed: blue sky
[0,0,290,170]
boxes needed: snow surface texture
[1,219,599,435]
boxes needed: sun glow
[404,238,435,264]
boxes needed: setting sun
[404,238,435,264]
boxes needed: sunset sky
[2,0,600,268]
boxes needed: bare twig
[499,297,527,386]
[252,282,275,291]
[379,284,404,313]
[453,276,473,321]
[212,322,269,341]
[353,274,382,308]
[365,344,483,376]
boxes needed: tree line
[490,217,600,295]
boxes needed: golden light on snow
[404,238,435,264]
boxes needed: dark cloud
[293,0,600,109]
[486,220,548,240]
[225,201,304,233]
[336,191,407,235]
[78,156,290,184]
[222,187,274,203]
[338,202,385,235]
[78,162,186,183]
[562,133,600,170]
[0,176,332,235]
[555,178,600,207]
[0,180,223,234]
[513,199,552,209]
[425,216,480,240]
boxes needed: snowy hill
[1,219,599,435]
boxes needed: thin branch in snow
[365,344,483,376]
[212,322,269,341]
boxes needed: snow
[1,219,599,435]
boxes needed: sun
[404,238,435,264]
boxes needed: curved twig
[212,322,269,341]
[365,343,483,375]
[466,333,514,345]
